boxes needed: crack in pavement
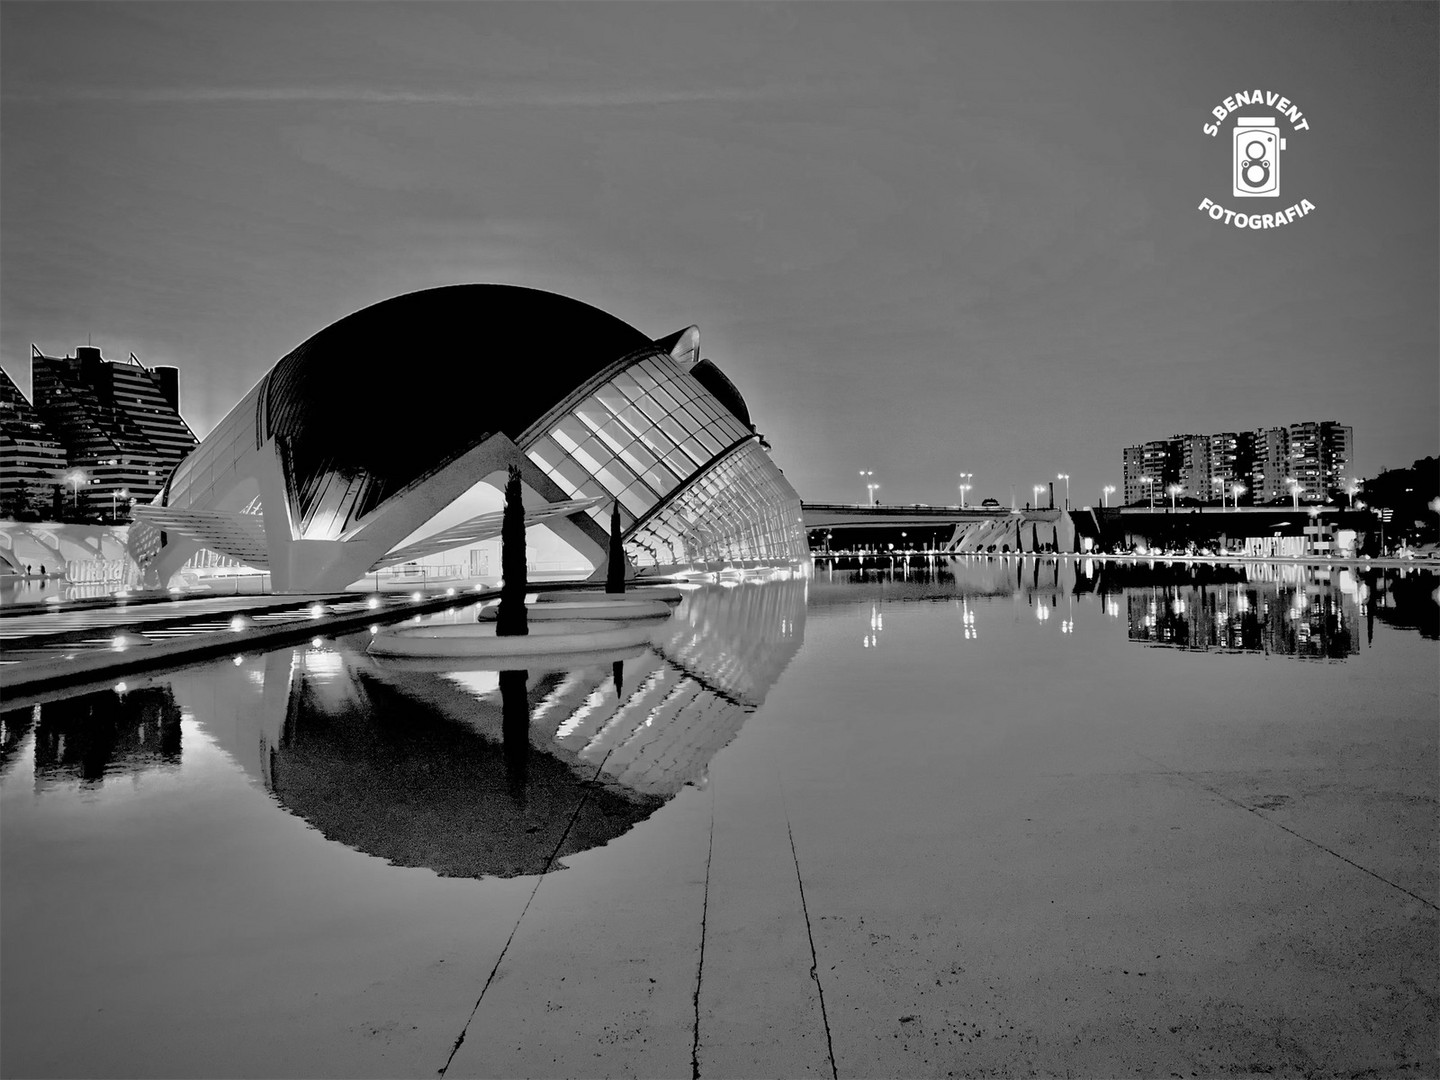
[784,808,838,1080]
[437,744,626,1076]
[1137,752,1439,913]
[691,786,716,1080]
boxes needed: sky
[2,2,1436,508]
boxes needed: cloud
[7,83,814,108]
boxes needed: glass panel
[527,436,563,474]
[618,483,652,517]
[594,462,629,497]
[636,395,669,425]
[618,439,658,476]
[694,427,724,456]
[575,398,611,433]
[658,415,690,444]
[644,464,677,493]
[618,405,649,436]
[611,372,642,400]
[552,416,589,452]
[597,419,632,454]
[549,455,590,495]
[595,385,628,413]
[569,438,604,474]
[666,449,696,477]
[642,429,675,458]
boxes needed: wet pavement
[1,562,1435,1078]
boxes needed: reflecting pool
[2,562,1435,1079]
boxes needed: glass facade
[628,441,806,567]
[523,351,806,569]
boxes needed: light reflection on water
[0,563,1435,1077]
[3,580,809,878]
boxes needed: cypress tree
[495,466,528,636]
[605,499,626,594]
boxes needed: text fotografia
[1197,197,1316,229]
[1197,88,1314,229]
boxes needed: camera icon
[1233,116,1285,198]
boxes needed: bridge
[800,502,1381,557]
[802,503,1073,554]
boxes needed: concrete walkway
[431,619,1437,1078]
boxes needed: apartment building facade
[1123,421,1352,506]
[29,345,198,520]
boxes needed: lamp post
[958,472,973,508]
[67,470,86,515]
[1212,477,1226,509]
[859,470,873,506]
[1286,477,1301,509]
[111,487,129,522]
[1102,484,1115,508]
[1232,482,1246,509]
[1346,480,1360,508]
[1141,476,1155,510]
[1032,484,1044,511]
[1057,473,1070,510]
[1167,483,1182,510]
[868,481,880,507]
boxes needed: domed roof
[263,285,655,521]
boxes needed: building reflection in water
[806,556,1436,658]
[160,579,807,879]
[1124,575,1362,660]
[0,686,182,787]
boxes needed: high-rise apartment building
[1179,434,1211,500]
[1122,439,1181,505]
[1122,421,1352,507]
[30,345,198,519]
[1122,445,1144,506]
[1287,420,1352,503]
[0,366,68,517]
[1250,426,1289,503]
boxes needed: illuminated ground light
[411,592,424,602]
[367,596,381,610]
[229,616,247,631]
[111,636,129,651]
[445,587,456,596]
[369,624,380,634]
[311,637,323,648]
[232,655,246,666]
[308,604,326,619]
[113,682,128,693]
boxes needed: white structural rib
[367,496,607,571]
[130,505,271,566]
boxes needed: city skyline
[2,3,1436,509]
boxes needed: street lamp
[111,487,129,522]
[958,484,972,508]
[66,470,86,514]
[1032,484,1044,510]
[1286,477,1301,509]
[1346,480,1360,508]
[1056,473,1070,510]
[958,472,973,509]
[1212,477,1226,509]
[1141,476,1156,510]
[858,470,874,506]
[1102,484,1115,508]
[868,481,880,507]
[1232,482,1247,508]
[1167,483,1182,510]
